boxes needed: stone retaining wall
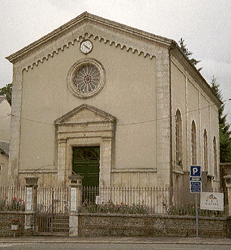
[78,213,227,238]
[0,211,228,237]
[0,211,32,237]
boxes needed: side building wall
[171,56,220,204]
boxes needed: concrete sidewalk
[0,236,231,245]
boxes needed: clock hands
[83,44,90,50]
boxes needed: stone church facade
[7,13,221,201]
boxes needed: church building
[6,12,221,203]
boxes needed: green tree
[211,76,231,162]
[178,38,202,71]
[0,83,12,105]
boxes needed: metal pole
[196,193,199,237]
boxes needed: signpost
[190,166,201,237]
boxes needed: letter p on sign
[190,166,201,177]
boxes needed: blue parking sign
[190,181,201,193]
[190,166,201,193]
[190,166,201,177]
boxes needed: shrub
[0,197,25,211]
[167,203,225,217]
[82,200,149,214]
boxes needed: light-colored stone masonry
[6,13,221,200]
[156,48,171,186]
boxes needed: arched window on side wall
[213,137,217,178]
[203,129,208,172]
[175,110,182,168]
[191,121,197,165]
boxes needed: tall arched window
[203,129,208,172]
[175,110,182,167]
[191,121,197,165]
[213,137,217,178]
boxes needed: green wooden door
[72,146,100,187]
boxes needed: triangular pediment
[7,12,173,65]
[55,104,116,125]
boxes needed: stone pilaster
[156,47,171,186]
[68,174,83,236]
[100,138,112,187]
[24,176,39,230]
[57,139,67,183]
[224,175,231,215]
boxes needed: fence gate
[35,188,69,236]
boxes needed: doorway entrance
[72,146,100,204]
[72,146,100,187]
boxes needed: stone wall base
[0,212,228,238]
[0,212,33,237]
[78,213,227,238]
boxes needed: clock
[80,40,93,54]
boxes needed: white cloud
[0,0,230,123]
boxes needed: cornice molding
[6,12,172,69]
[6,11,219,110]
[18,169,57,174]
[22,32,158,73]
[111,168,157,173]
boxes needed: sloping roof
[6,12,221,107]
[6,12,173,63]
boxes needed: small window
[213,137,217,178]
[175,110,182,167]
[191,121,197,165]
[203,129,208,172]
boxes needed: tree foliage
[211,76,231,163]
[179,38,231,162]
[178,38,202,71]
[0,83,12,105]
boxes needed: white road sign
[200,192,224,211]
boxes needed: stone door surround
[55,104,116,187]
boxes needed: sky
[0,0,230,122]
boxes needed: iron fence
[82,186,169,214]
[81,186,227,216]
[0,185,227,216]
[37,187,69,214]
[0,186,26,211]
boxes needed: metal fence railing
[0,186,26,211]
[37,187,69,214]
[82,186,169,214]
[0,186,69,213]
[0,185,227,216]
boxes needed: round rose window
[67,59,105,99]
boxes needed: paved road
[0,242,231,250]
[0,237,231,250]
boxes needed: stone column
[24,176,39,230]
[224,175,231,216]
[68,174,83,236]
[100,138,112,187]
[57,139,67,183]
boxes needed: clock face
[80,40,93,54]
